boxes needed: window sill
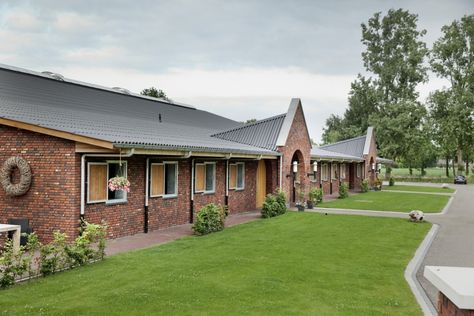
[105,200,128,205]
[163,195,178,199]
[202,191,215,195]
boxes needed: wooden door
[256,160,266,208]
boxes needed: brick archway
[291,150,306,203]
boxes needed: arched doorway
[290,150,305,203]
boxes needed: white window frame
[195,162,216,194]
[87,162,108,204]
[322,164,328,181]
[340,163,346,179]
[150,161,178,198]
[106,160,128,204]
[230,162,245,190]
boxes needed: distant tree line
[321,10,474,176]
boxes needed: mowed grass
[384,185,455,194]
[0,213,429,316]
[387,167,447,177]
[318,191,450,213]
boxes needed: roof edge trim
[0,117,114,149]
[363,126,374,156]
[276,98,300,146]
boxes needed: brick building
[0,64,383,241]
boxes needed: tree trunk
[466,161,470,175]
[445,156,449,177]
[409,165,413,176]
[452,157,456,177]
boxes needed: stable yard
[318,191,450,213]
[0,213,429,315]
[384,185,455,194]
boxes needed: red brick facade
[277,103,312,204]
[0,125,80,242]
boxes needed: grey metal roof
[0,65,279,155]
[319,135,367,158]
[211,114,286,150]
[311,147,364,162]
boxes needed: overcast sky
[0,0,472,142]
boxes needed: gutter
[80,149,135,221]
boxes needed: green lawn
[387,167,447,177]
[384,185,455,194]
[0,213,429,315]
[318,191,450,213]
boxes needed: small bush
[339,182,348,199]
[389,177,395,186]
[0,239,28,288]
[65,221,108,267]
[193,203,228,235]
[361,179,369,193]
[309,188,323,205]
[261,190,287,218]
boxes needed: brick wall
[277,104,312,204]
[364,132,378,187]
[438,292,474,316]
[228,160,257,213]
[0,125,80,243]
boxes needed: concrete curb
[383,190,453,196]
[405,224,439,316]
[303,207,408,218]
[428,195,454,216]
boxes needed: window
[87,161,127,204]
[332,163,338,180]
[356,164,361,178]
[340,163,346,179]
[195,162,216,193]
[229,162,245,190]
[321,164,328,181]
[150,162,178,198]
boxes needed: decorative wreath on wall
[0,157,32,196]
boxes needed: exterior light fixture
[372,163,376,170]
[292,161,298,173]
[313,162,318,172]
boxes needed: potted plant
[108,176,131,192]
[308,188,323,209]
[296,190,305,211]
[373,178,382,191]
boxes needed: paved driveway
[417,183,474,306]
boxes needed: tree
[141,87,169,101]
[245,119,257,124]
[361,9,428,103]
[428,90,458,176]
[430,15,474,173]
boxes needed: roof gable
[275,98,311,147]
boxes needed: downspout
[225,159,229,207]
[80,149,135,222]
[279,155,283,191]
[190,158,195,223]
[144,157,149,233]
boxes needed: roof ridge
[320,134,366,148]
[211,113,286,137]
[0,63,196,110]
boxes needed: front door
[349,164,354,190]
[256,160,266,208]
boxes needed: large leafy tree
[430,15,474,173]
[361,9,428,103]
[141,86,170,101]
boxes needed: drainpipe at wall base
[80,149,135,229]
[144,157,150,233]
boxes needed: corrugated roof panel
[319,135,366,158]
[211,114,286,150]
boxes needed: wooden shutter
[195,164,205,192]
[151,164,164,196]
[88,164,107,202]
[229,164,237,189]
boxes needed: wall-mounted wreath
[0,157,32,196]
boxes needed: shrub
[0,240,28,288]
[361,179,369,193]
[39,231,68,276]
[309,188,323,205]
[261,190,287,218]
[389,177,395,186]
[65,221,108,266]
[193,203,228,235]
[373,178,382,191]
[339,182,348,199]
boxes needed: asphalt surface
[416,183,474,307]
